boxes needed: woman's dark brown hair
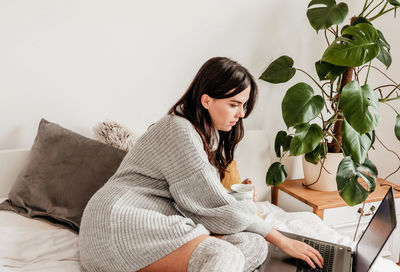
[168,57,258,179]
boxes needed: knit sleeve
[157,116,272,236]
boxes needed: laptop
[259,187,397,272]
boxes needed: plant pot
[302,152,343,192]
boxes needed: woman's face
[201,86,251,131]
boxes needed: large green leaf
[315,60,348,80]
[307,0,349,31]
[290,124,323,156]
[388,0,400,7]
[305,142,326,164]
[342,119,373,164]
[274,131,293,157]
[340,81,380,135]
[336,156,377,206]
[340,20,390,69]
[322,23,379,67]
[282,82,324,128]
[376,30,392,69]
[395,115,400,141]
[259,56,296,84]
[266,162,288,186]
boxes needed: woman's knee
[139,234,209,272]
[221,232,268,271]
[188,237,245,272]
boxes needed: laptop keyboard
[296,239,335,272]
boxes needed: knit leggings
[187,232,269,272]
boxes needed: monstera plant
[261,0,400,206]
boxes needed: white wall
[1,0,400,190]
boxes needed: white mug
[230,184,254,201]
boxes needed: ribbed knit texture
[221,232,268,272]
[79,114,272,272]
[187,237,245,272]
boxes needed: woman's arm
[156,116,272,236]
[265,229,324,269]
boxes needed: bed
[1,198,399,272]
[0,121,399,272]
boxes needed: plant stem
[382,102,400,115]
[364,61,372,85]
[369,7,397,21]
[329,68,353,153]
[320,84,332,114]
[375,134,400,183]
[320,113,325,130]
[382,83,400,100]
[279,150,289,163]
[326,131,345,154]
[296,68,326,95]
[324,117,342,131]
[365,0,385,18]
[363,0,376,17]
[380,96,400,102]
[324,30,330,45]
[374,84,398,90]
[355,66,360,83]
[379,1,389,14]
[360,65,398,85]
[327,28,336,36]
[325,116,341,125]
[378,88,384,99]
[360,0,370,17]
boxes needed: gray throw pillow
[0,119,127,233]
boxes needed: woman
[79,57,323,272]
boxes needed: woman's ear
[201,94,211,109]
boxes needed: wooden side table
[271,178,400,265]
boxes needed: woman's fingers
[307,246,324,267]
[297,243,323,269]
[268,233,324,270]
[300,254,316,269]
[305,249,323,269]
[242,178,252,184]
[241,178,257,201]
[300,245,323,269]
[253,186,258,202]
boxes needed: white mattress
[0,197,399,272]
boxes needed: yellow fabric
[221,160,241,191]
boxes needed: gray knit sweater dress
[79,114,272,272]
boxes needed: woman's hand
[242,178,257,202]
[265,229,324,269]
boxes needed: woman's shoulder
[136,114,198,144]
[150,114,203,146]
[154,114,196,133]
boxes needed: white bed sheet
[0,198,399,272]
[0,197,80,272]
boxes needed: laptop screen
[356,187,397,272]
